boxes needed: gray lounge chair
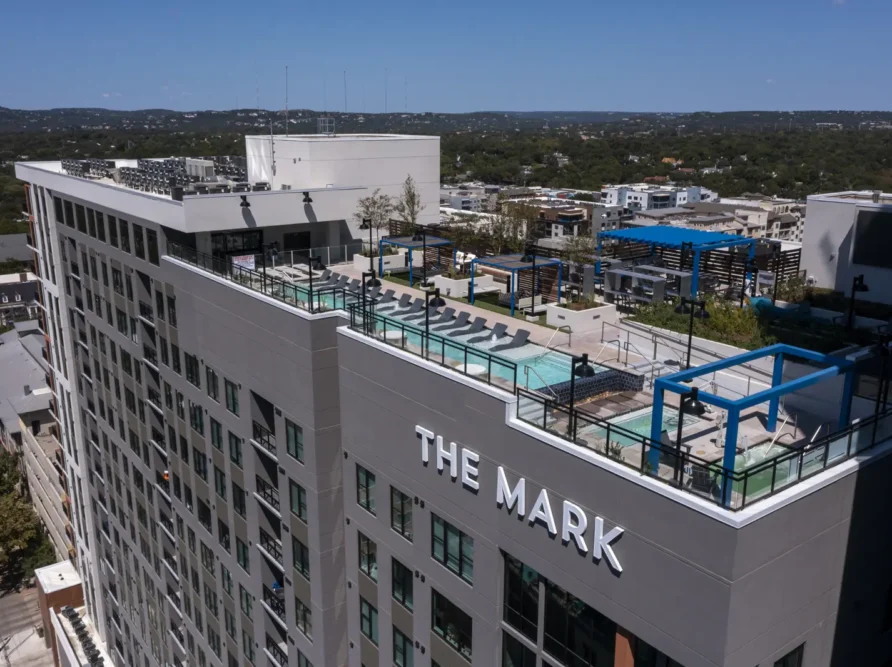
[393,298,424,318]
[428,307,455,325]
[404,305,441,322]
[468,322,508,345]
[318,269,332,282]
[490,329,531,353]
[375,289,396,306]
[316,270,339,285]
[449,316,486,338]
[379,294,411,311]
[331,276,349,290]
[434,311,468,331]
[365,286,381,300]
[347,279,361,293]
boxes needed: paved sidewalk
[0,587,54,667]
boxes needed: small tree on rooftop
[353,188,393,254]
[394,175,425,227]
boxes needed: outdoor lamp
[302,191,313,204]
[310,257,326,272]
[427,288,447,309]
[366,269,381,289]
[239,195,250,208]
[847,274,869,330]
[682,390,708,417]
[411,229,425,242]
[567,353,596,438]
[359,217,379,279]
[676,297,708,369]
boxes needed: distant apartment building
[601,183,718,211]
[440,185,500,213]
[0,271,41,324]
[0,319,71,560]
[802,190,892,303]
[721,195,805,242]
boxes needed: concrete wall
[336,331,892,667]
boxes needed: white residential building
[600,183,718,210]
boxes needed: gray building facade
[15,141,892,667]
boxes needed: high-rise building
[16,133,892,667]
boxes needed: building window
[504,553,538,641]
[232,482,246,517]
[221,564,233,597]
[185,353,201,387]
[358,532,377,581]
[167,295,177,327]
[206,367,219,401]
[774,645,804,667]
[229,432,243,468]
[290,480,307,521]
[432,514,474,584]
[214,466,226,499]
[543,579,615,667]
[189,402,204,436]
[359,597,378,646]
[293,536,310,580]
[236,538,250,573]
[132,223,145,259]
[171,343,181,374]
[225,379,239,415]
[118,219,131,252]
[392,558,413,611]
[432,590,472,661]
[146,228,160,265]
[393,627,414,667]
[635,638,686,667]
[286,419,303,462]
[295,596,312,640]
[502,633,535,667]
[210,418,223,450]
[356,465,375,514]
[391,487,412,541]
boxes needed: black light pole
[772,244,781,304]
[423,288,446,358]
[521,243,537,312]
[675,297,709,370]
[740,259,758,307]
[259,241,279,293]
[679,241,692,296]
[307,255,325,311]
[674,387,707,482]
[359,218,381,287]
[362,270,375,336]
[874,334,891,416]
[847,274,869,330]
[411,226,429,287]
[567,353,596,438]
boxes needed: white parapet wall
[545,302,617,332]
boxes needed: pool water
[373,306,593,389]
[598,409,702,448]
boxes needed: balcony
[254,475,280,513]
[74,296,85,313]
[159,514,176,541]
[258,528,284,569]
[155,471,171,500]
[265,633,288,667]
[169,622,186,653]
[162,550,179,580]
[143,344,159,370]
[150,427,167,455]
[251,421,277,460]
[26,234,37,251]
[262,586,287,626]
[70,263,81,280]
[147,388,164,413]
[138,301,155,325]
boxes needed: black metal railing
[169,621,184,645]
[258,528,283,565]
[167,242,352,314]
[139,301,154,321]
[255,475,280,511]
[159,514,174,536]
[346,302,518,394]
[155,471,170,496]
[516,387,892,511]
[147,388,163,410]
[252,421,277,455]
[262,587,287,624]
[144,344,159,367]
[266,634,288,665]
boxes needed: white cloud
[766,79,776,85]
[160,85,169,92]
[101,92,122,98]
[832,0,847,5]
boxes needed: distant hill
[2,107,892,136]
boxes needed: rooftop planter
[431,271,493,298]
[353,246,406,271]
[546,299,617,333]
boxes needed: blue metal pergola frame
[650,344,856,506]
[469,254,564,316]
[597,227,768,298]
[378,235,455,287]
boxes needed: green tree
[0,450,22,496]
[353,188,394,252]
[0,494,41,568]
[394,175,425,227]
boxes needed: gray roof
[0,326,50,432]
[14,319,41,334]
[0,280,39,305]
[0,234,33,263]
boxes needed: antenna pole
[285,65,289,136]
[323,73,327,114]
[384,68,388,114]
[405,75,407,112]
[344,70,348,113]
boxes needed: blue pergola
[469,253,563,316]
[597,227,764,298]
[379,234,455,287]
[650,344,856,506]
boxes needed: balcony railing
[262,587,287,624]
[258,528,283,566]
[147,388,163,411]
[265,634,288,665]
[139,301,154,322]
[144,344,159,367]
[252,421,276,455]
[255,475,280,511]
[346,301,518,394]
[167,242,352,314]
[163,550,179,575]
[159,513,174,536]
[155,471,171,497]
[516,387,892,512]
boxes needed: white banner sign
[231,254,256,271]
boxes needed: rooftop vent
[873,190,882,203]
[317,117,335,135]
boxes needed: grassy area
[629,298,873,354]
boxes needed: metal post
[422,228,427,286]
[674,392,689,483]
[772,245,781,304]
[686,300,695,370]
[567,362,577,439]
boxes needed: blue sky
[2,0,889,113]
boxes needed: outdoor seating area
[469,252,563,316]
[378,232,456,287]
